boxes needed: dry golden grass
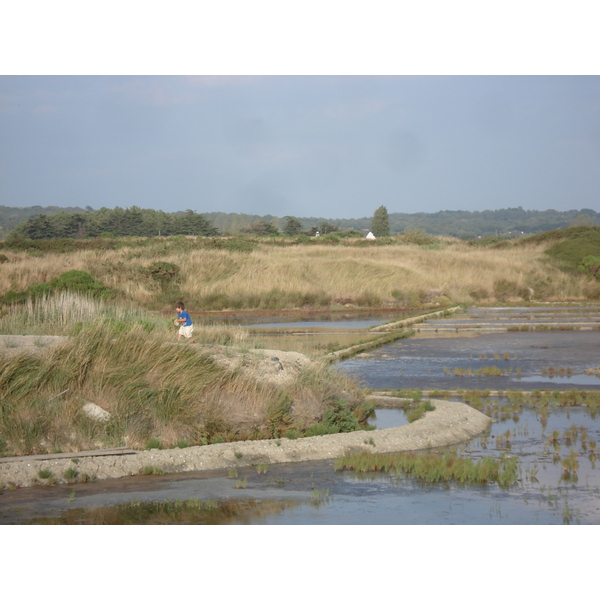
[0,322,366,456]
[1,237,598,310]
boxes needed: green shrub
[267,393,293,437]
[48,270,114,298]
[294,235,312,244]
[321,397,360,433]
[64,467,78,480]
[578,255,600,280]
[145,261,180,284]
[199,237,257,253]
[1,270,115,306]
[304,423,340,437]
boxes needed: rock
[82,402,111,422]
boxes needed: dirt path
[0,398,492,489]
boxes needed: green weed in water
[312,488,331,506]
[335,451,519,488]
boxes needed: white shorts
[178,324,194,338]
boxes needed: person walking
[174,301,195,343]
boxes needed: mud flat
[0,399,491,490]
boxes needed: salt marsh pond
[2,306,599,524]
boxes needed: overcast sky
[1,6,599,220]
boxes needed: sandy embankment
[0,398,492,489]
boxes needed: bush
[145,261,180,284]
[199,238,257,253]
[578,255,600,280]
[321,397,360,433]
[0,270,115,306]
[50,270,112,296]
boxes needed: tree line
[7,206,218,239]
[203,207,600,238]
[2,204,599,241]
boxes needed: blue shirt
[179,310,192,326]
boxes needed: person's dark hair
[176,301,185,309]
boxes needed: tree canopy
[371,205,390,237]
[10,206,218,239]
[283,216,303,236]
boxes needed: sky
[1,5,599,220]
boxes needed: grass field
[2,230,599,312]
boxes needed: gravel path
[0,398,492,489]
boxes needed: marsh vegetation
[0,293,371,458]
[1,228,599,509]
[1,227,599,313]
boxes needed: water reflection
[368,408,409,429]
[26,498,303,525]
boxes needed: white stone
[82,402,111,422]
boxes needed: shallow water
[3,404,598,524]
[367,408,409,429]
[3,306,600,524]
[246,320,387,330]
[336,330,600,391]
[197,309,420,328]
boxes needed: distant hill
[2,204,599,240]
[202,208,600,238]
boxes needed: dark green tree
[319,222,338,235]
[17,214,55,239]
[283,216,303,236]
[371,205,390,237]
[242,221,279,236]
[172,210,219,236]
